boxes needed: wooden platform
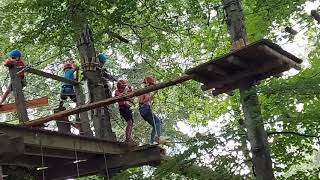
[185,39,303,95]
[0,123,163,179]
[0,97,48,113]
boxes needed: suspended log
[23,75,192,127]
[0,97,48,113]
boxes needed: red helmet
[63,63,73,70]
[143,76,155,86]
[117,79,127,89]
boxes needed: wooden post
[0,166,3,180]
[222,0,275,179]
[7,65,29,123]
[54,107,71,134]
[311,10,320,24]
[74,84,93,136]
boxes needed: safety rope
[37,135,47,180]
[74,142,80,179]
[102,148,110,180]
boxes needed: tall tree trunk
[222,0,275,179]
[67,0,116,140]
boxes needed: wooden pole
[0,166,3,180]
[222,0,275,179]
[23,75,192,127]
[7,65,29,122]
[74,84,93,136]
[311,10,320,24]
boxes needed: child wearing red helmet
[114,79,135,143]
[0,49,26,105]
[138,76,162,144]
[59,63,79,107]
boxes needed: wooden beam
[311,10,320,24]
[8,65,29,122]
[44,145,162,180]
[0,123,127,155]
[23,75,192,127]
[257,45,301,70]
[207,64,227,76]
[225,55,247,68]
[18,67,79,85]
[0,134,24,162]
[0,97,48,113]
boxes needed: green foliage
[0,0,319,179]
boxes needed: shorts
[119,106,133,122]
[60,85,77,102]
[8,78,26,91]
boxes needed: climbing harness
[36,135,48,180]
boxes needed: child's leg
[150,126,156,143]
[153,114,161,137]
[126,120,133,141]
[120,107,134,142]
[139,105,161,143]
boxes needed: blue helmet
[97,53,108,63]
[9,49,21,59]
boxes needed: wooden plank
[8,65,29,122]
[0,123,127,155]
[18,67,79,85]
[257,45,301,70]
[44,145,162,179]
[23,75,192,127]
[0,97,48,113]
[0,135,24,162]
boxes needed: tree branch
[267,131,320,138]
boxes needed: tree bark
[222,0,275,179]
[68,0,115,140]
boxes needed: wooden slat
[19,67,79,85]
[201,59,283,91]
[0,123,127,155]
[0,97,48,113]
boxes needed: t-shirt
[138,93,151,106]
[63,68,75,86]
[115,89,131,107]
[4,59,25,78]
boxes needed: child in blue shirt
[59,63,79,108]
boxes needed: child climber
[59,63,79,108]
[114,79,135,143]
[97,53,117,98]
[0,49,26,105]
[138,76,162,144]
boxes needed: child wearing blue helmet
[0,49,26,105]
[97,53,116,97]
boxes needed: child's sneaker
[155,136,171,146]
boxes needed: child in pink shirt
[138,76,161,144]
[115,79,135,143]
